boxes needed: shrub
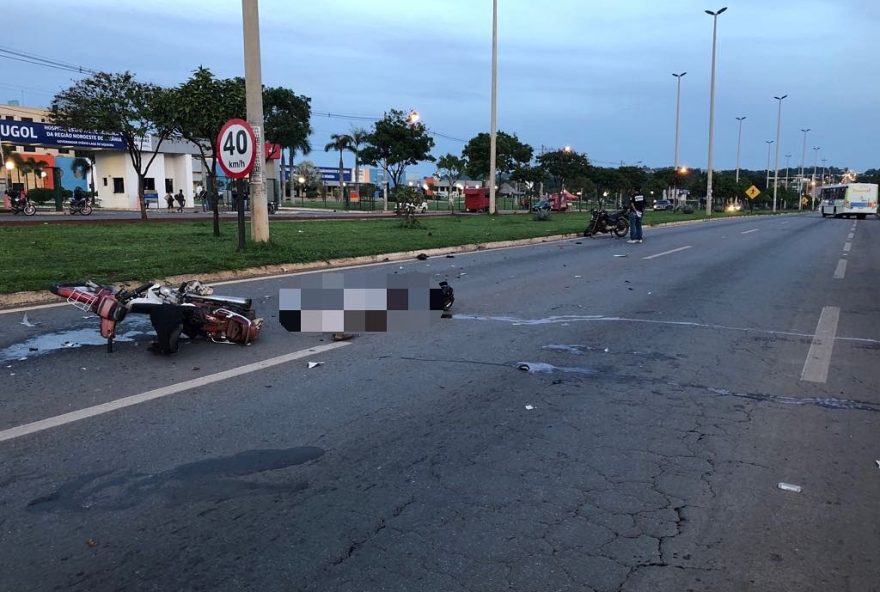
[533,209,552,221]
[26,188,56,205]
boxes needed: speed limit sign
[216,118,257,179]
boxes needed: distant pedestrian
[200,190,209,211]
[175,190,185,212]
[627,188,645,244]
[165,191,174,211]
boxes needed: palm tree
[346,128,369,200]
[286,138,311,197]
[324,133,353,208]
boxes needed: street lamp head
[4,161,13,171]
[706,7,727,15]
[297,176,305,184]
[736,116,746,121]
[766,139,774,144]
[563,145,572,153]
[407,111,420,125]
[679,166,688,174]
[801,128,810,133]
[774,94,788,101]
[673,72,687,78]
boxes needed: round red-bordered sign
[216,118,257,179]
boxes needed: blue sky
[4,0,878,174]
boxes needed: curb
[0,232,583,310]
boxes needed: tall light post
[242,0,268,242]
[704,6,727,216]
[734,116,746,184]
[764,140,774,190]
[488,0,498,215]
[784,153,792,203]
[799,128,810,197]
[672,72,687,172]
[772,94,787,212]
[811,146,820,209]
[820,158,827,184]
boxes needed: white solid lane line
[643,246,692,260]
[801,306,841,384]
[843,242,852,252]
[741,228,758,234]
[0,342,351,443]
[0,302,67,316]
[848,233,854,240]
[834,260,847,279]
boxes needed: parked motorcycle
[583,207,629,238]
[50,279,263,354]
[8,191,36,216]
[68,198,93,216]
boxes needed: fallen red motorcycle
[50,280,263,354]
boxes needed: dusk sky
[4,0,878,175]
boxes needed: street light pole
[772,94,787,212]
[735,116,746,184]
[488,0,498,215]
[704,7,727,216]
[799,128,810,197]
[242,0,268,242]
[811,146,820,209]
[821,158,827,184]
[673,72,687,172]
[765,140,774,191]
[784,153,791,207]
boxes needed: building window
[4,116,12,120]
[23,146,36,153]
[58,148,70,155]
[21,117,33,122]
[144,178,156,191]
[165,179,174,193]
[113,178,125,193]
[103,178,108,187]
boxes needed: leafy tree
[510,164,546,200]
[462,131,532,182]
[171,67,245,235]
[537,148,590,192]
[435,153,466,204]
[324,133,352,207]
[359,109,435,209]
[262,86,312,197]
[50,71,175,220]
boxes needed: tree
[462,131,533,182]
[537,148,590,192]
[359,109,436,209]
[435,154,466,205]
[324,133,352,208]
[50,71,175,220]
[262,86,312,198]
[171,67,245,236]
[347,127,369,199]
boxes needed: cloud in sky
[4,0,878,172]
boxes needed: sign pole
[236,178,247,251]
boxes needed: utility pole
[765,140,774,191]
[488,0,498,214]
[673,72,687,208]
[704,7,727,216]
[799,128,810,198]
[772,94,787,212]
[242,0,269,242]
[735,116,746,183]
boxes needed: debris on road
[307,362,323,369]
[416,253,428,260]
[614,254,628,258]
[20,314,41,327]
[525,405,534,410]
[86,538,98,548]
[446,254,455,258]
[778,482,802,493]
[875,460,880,470]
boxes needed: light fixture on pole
[772,94,787,212]
[298,175,306,207]
[704,6,727,216]
[488,0,498,215]
[765,140,774,191]
[734,116,746,184]
[673,72,687,210]
[799,128,810,197]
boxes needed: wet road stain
[515,362,596,375]
[1,316,153,362]
[705,387,880,413]
[25,447,324,512]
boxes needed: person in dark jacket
[627,188,646,243]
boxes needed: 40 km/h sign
[216,118,257,179]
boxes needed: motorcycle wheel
[614,218,629,238]
[81,205,93,216]
[24,204,36,216]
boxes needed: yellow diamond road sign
[745,185,761,199]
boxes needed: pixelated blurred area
[278,273,453,332]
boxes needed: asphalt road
[1,212,878,592]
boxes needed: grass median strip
[0,209,785,294]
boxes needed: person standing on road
[175,189,186,212]
[627,188,646,244]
